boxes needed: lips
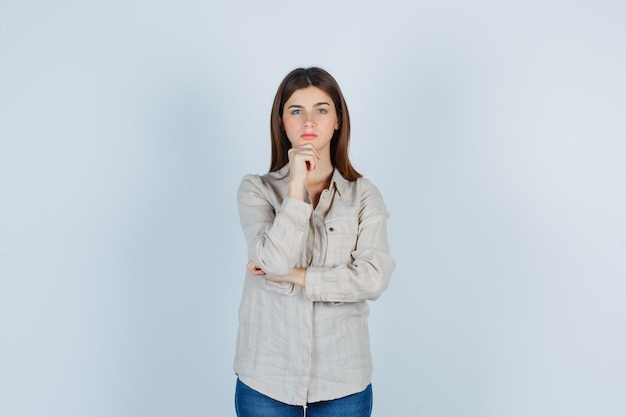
[301,133,317,140]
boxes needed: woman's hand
[288,143,321,180]
[287,144,320,200]
[246,261,267,277]
[246,261,306,288]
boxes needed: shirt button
[329,227,334,232]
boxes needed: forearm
[263,267,306,288]
[305,249,395,302]
[239,176,312,276]
[287,178,306,201]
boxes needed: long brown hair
[269,67,362,180]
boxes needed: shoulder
[240,165,289,186]
[335,170,379,195]
[355,176,377,190]
[352,177,389,215]
[239,171,285,189]
[238,168,289,202]
[238,173,266,197]
[353,176,383,198]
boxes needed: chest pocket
[324,217,358,266]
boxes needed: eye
[290,109,302,115]
[316,108,328,114]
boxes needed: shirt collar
[330,167,349,197]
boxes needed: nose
[304,112,315,127]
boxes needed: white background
[1,1,625,416]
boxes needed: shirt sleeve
[237,174,313,277]
[305,180,395,302]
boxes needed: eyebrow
[287,102,331,109]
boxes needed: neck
[307,157,334,185]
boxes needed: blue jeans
[234,379,373,417]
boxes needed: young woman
[234,67,395,417]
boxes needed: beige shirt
[234,164,395,405]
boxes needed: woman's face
[281,86,339,155]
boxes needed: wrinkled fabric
[234,164,395,406]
